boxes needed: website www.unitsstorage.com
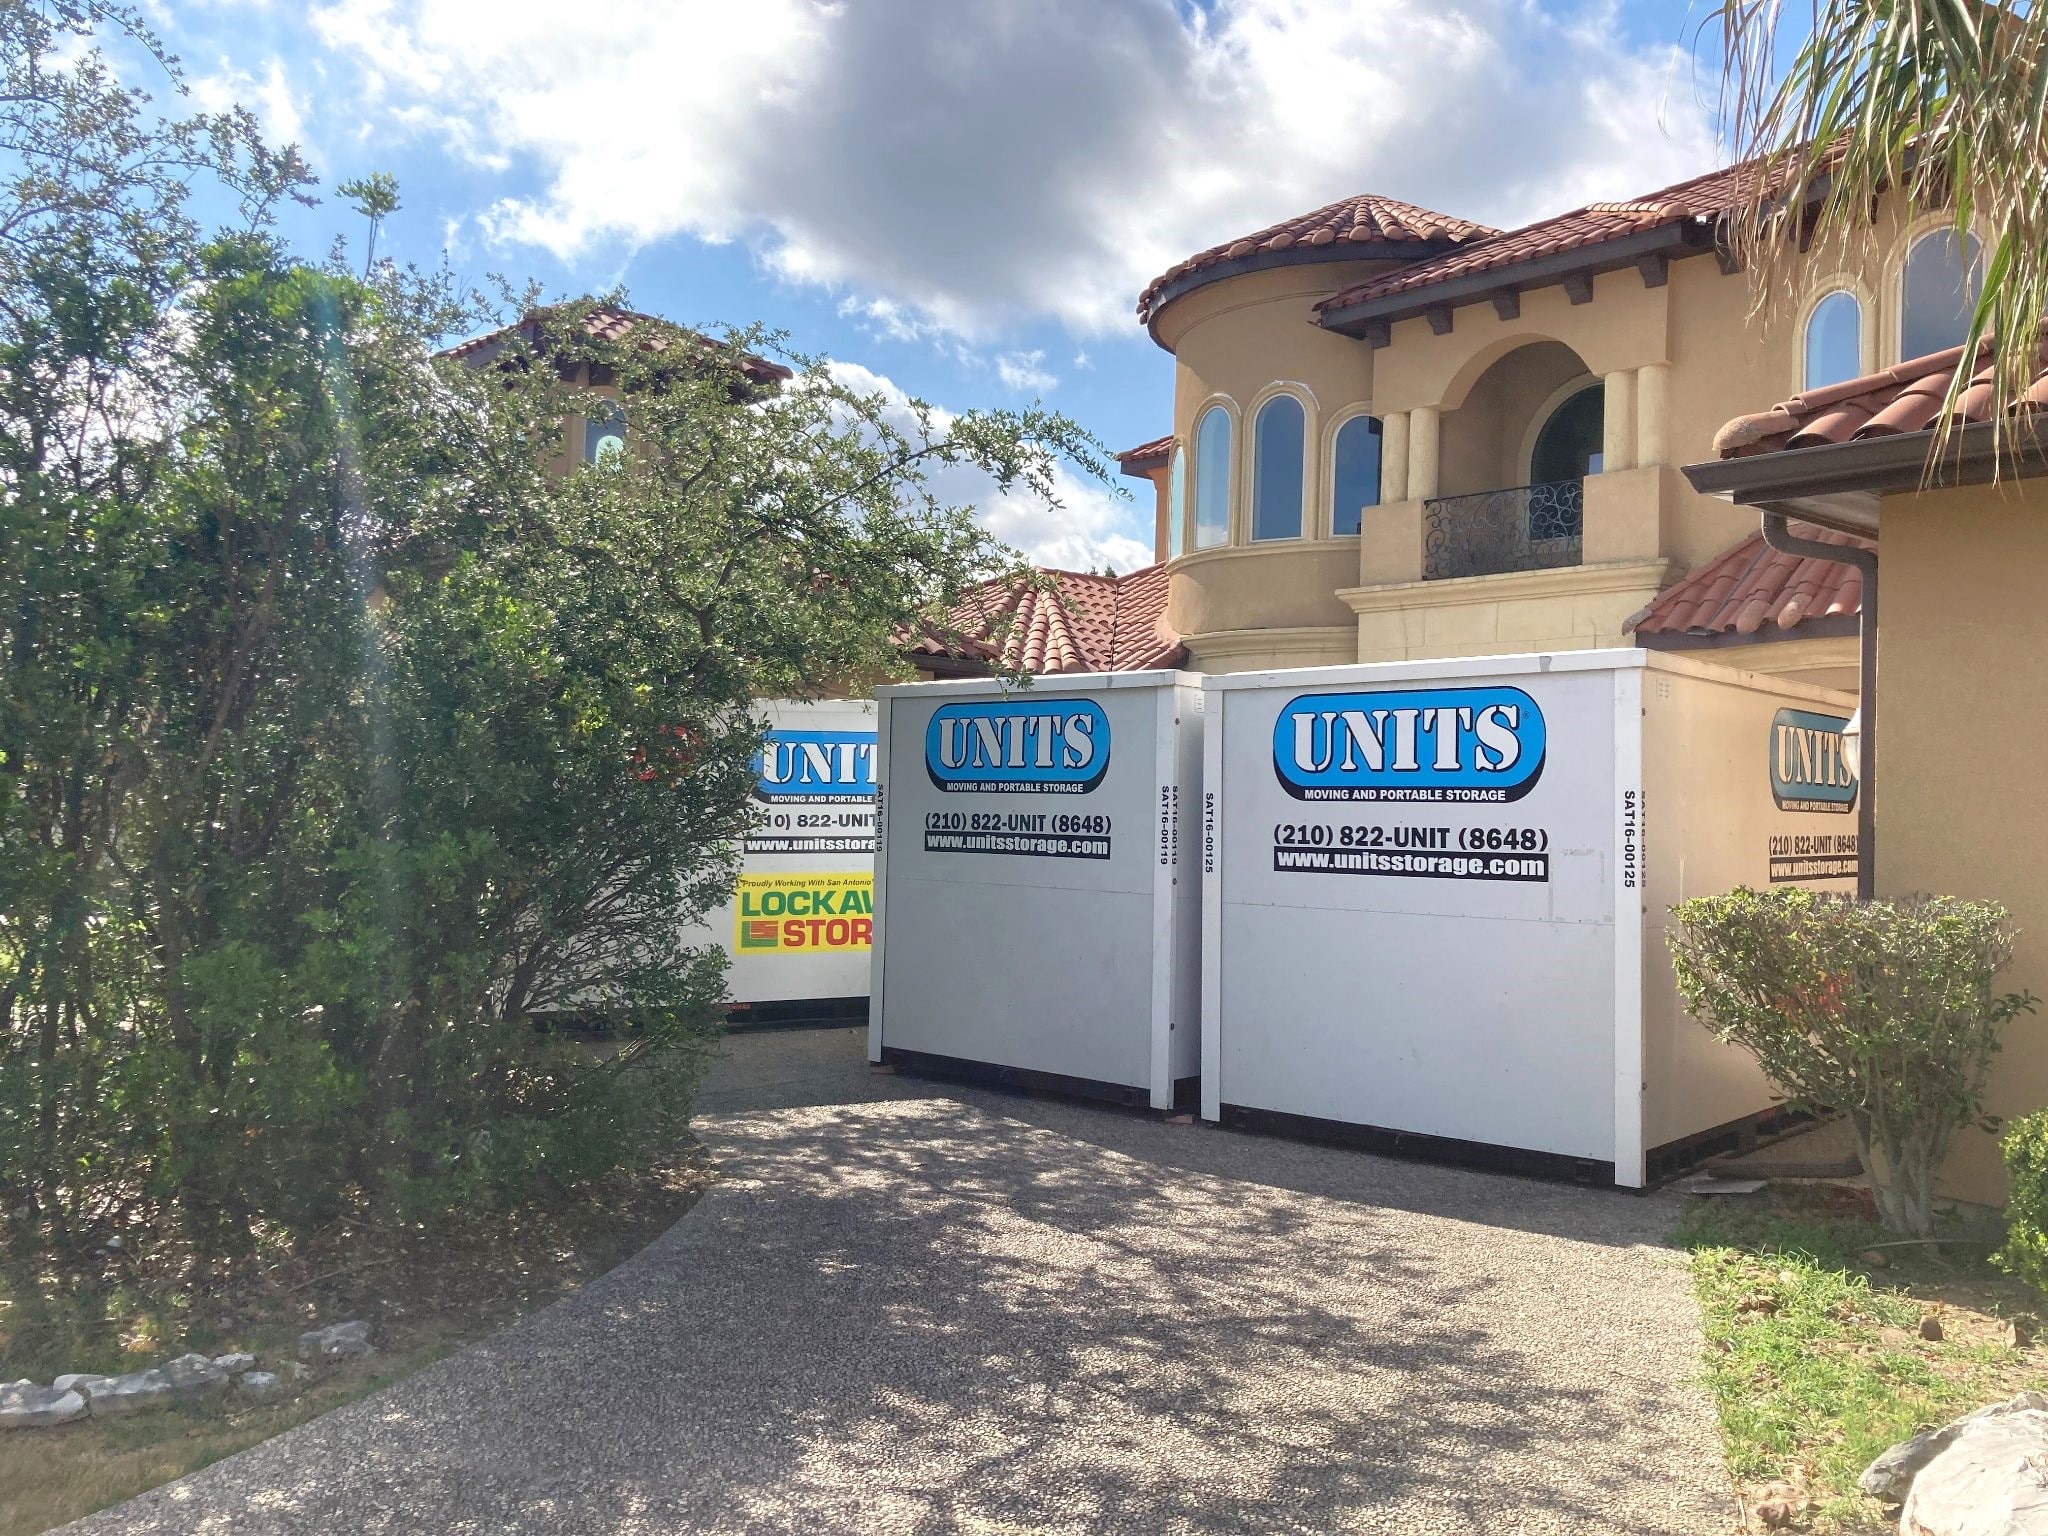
[924,830,1112,861]
[1271,846,1549,882]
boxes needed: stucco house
[1106,168,2048,1199]
[1111,165,1988,697]
[1681,340,2048,1203]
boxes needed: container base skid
[1218,1104,1618,1186]
[881,1047,1198,1113]
[724,996,869,1031]
[1217,1102,1810,1190]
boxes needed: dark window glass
[1531,384,1604,484]
[1901,229,1983,361]
[1194,406,1231,549]
[1251,395,1306,541]
[1330,415,1382,536]
[1804,291,1862,389]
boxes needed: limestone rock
[0,1382,88,1430]
[88,1356,228,1418]
[297,1320,372,1360]
[211,1353,256,1376]
[1901,1408,2048,1535]
[51,1373,113,1396]
[236,1370,284,1401]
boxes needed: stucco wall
[1878,481,2048,1204]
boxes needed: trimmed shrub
[1670,888,2036,1236]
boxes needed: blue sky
[134,0,1723,570]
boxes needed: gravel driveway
[63,1026,1734,1535]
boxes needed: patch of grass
[1678,1194,2048,1533]
[0,1144,712,1536]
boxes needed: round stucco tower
[1139,196,1494,671]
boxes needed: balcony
[1423,480,1584,581]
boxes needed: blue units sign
[748,728,877,855]
[1769,709,1857,814]
[753,729,877,804]
[924,698,1111,794]
[1271,686,1546,803]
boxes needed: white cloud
[187,56,313,163]
[827,361,1151,572]
[995,349,1058,394]
[307,0,1719,339]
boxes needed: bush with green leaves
[1995,1110,2048,1291]
[0,2,1103,1272]
[1669,888,2036,1236]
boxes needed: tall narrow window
[583,399,626,465]
[1251,396,1306,541]
[1900,229,1983,361]
[1330,415,1382,537]
[1803,291,1863,390]
[1166,445,1187,560]
[1194,406,1231,549]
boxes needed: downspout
[1761,510,1877,900]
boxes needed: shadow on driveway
[66,1027,1730,1535]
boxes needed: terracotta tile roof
[1627,526,1868,641]
[906,562,1184,675]
[440,306,793,383]
[1136,195,1495,324]
[1117,434,1175,476]
[1317,160,1771,314]
[1712,339,2048,458]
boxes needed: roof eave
[1142,238,1474,347]
[1681,419,2048,534]
[1315,221,1714,340]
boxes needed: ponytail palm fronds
[1714,0,2048,465]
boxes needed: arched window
[1330,415,1382,537]
[583,399,626,465]
[1251,395,1306,541]
[1901,229,1983,361]
[1531,383,1604,483]
[1803,291,1863,390]
[1166,445,1187,561]
[1193,405,1231,550]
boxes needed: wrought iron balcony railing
[1423,479,1585,581]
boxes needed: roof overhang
[1316,220,1723,342]
[1144,239,1470,347]
[1681,419,2048,536]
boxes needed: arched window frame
[1518,374,1603,486]
[1322,406,1382,539]
[1164,443,1187,562]
[1188,396,1238,553]
[1796,280,1874,393]
[1890,215,1988,365]
[1245,384,1314,543]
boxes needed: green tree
[1714,0,2048,448]
[0,1,1104,1271]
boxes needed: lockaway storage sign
[677,698,878,1005]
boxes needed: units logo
[1770,709,1857,814]
[752,729,877,804]
[1272,686,1546,803]
[734,873,873,953]
[924,698,1110,794]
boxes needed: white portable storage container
[870,671,1203,1109]
[1200,650,1858,1186]
[686,698,878,1008]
